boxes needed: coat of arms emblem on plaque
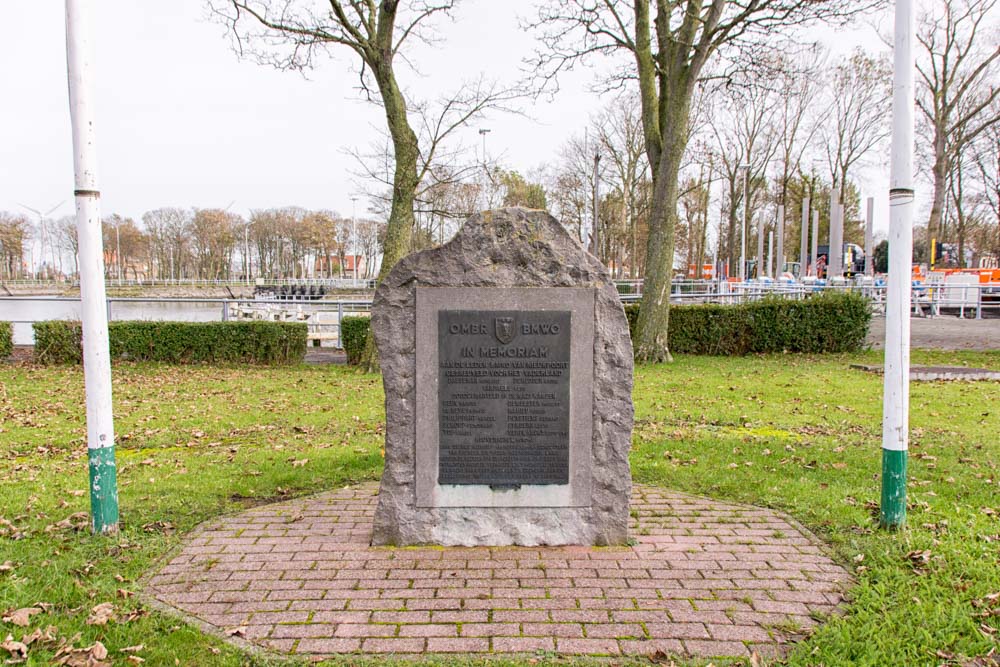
[494,317,516,344]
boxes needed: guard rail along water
[2,279,996,348]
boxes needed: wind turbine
[18,201,66,278]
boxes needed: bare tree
[547,132,608,243]
[947,150,982,266]
[772,51,825,207]
[595,93,650,278]
[349,78,517,249]
[531,0,878,361]
[54,215,80,278]
[917,0,1000,243]
[189,209,240,279]
[143,208,190,280]
[710,78,780,276]
[212,0,442,284]
[0,213,30,280]
[822,50,892,204]
[971,119,1000,257]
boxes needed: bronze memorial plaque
[437,310,571,486]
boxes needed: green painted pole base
[880,448,907,530]
[88,446,119,534]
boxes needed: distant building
[313,254,366,278]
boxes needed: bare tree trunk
[360,61,420,373]
[634,98,688,362]
[928,142,948,244]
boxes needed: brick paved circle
[146,483,851,660]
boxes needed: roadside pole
[881,0,915,530]
[799,197,809,279]
[865,197,875,278]
[756,216,765,279]
[776,204,785,277]
[66,0,119,534]
[810,210,819,277]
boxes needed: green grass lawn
[1,350,998,666]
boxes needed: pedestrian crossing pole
[65,0,119,534]
[881,0,915,530]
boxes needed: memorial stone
[371,207,633,546]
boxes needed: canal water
[4,298,237,345]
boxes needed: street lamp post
[115,220,121,284]
[479,128,491,210]
[350,197,358,284]
[244,222,250,286]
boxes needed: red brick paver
[146,484,851,659]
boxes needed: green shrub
[0,322,12,359]
[32,321,307,365]
[340,316,369,365]
[624,291,871,355]
[33,321,84,364]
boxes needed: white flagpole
[66,0,119,533]
[881,0,915,529]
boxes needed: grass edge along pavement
[141,479,852,662]
[0,351,998,665]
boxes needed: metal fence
[1,296,371,348]
[2,280,996,348]
[616,279,1000,319]
[1,277,377,290]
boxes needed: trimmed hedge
[322,292,870,364]
[33,321,308,365]
[340,316,369,365]
[0,322,12,359]
[624,291,871,355]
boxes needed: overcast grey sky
[1,1,897,246]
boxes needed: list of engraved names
[437,310,571,485]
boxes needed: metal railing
[1,277,377,289]
[613,278,999,319]
[3,281,996,348]
[1,296,372,348]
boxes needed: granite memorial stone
[371,207,633,546]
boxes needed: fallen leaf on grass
[2,608,41,627]
[21,625,58,646]
[141,521,174,535]
[648,649,676,664]
[0,561,15,574]
[53,639,109,667]
[974,592,1000,608]
[0,518,26,540]
[290,459,309,468]
[121,608,147,623]
[2,634,28,662]
[125,657,145,665]
[85,602,115,626]
[906,550,933,573]
[45,512,89,533]
[119,645,144,653]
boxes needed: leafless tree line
[0,207,386,282]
